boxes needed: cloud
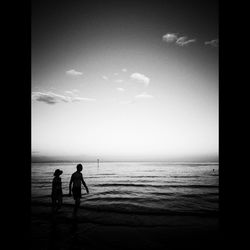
[71,97,96,102]
[176,36,196,46]
[64,90,75,96]
[113,72,119,76]
[135,92,154,99]
[205,39,219,47]
[66,69,83,76]
[32,91,95,105]
[116,87,125,91]
[130,73,150,86]
[114,79,124,83]
[64,89,80,96]
[32,92,69,104]
[162,33,196,46]
[102,75,108,80]
[122,68,127,72]
[119,92,154,105]
[162,33,178,43]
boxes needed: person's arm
[69,175,73,196]
[81,176,89,194]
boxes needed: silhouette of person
[51,169,63,213]
[69,164,89,216]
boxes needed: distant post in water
[97,159,100,168]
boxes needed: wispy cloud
[32,92,69,104]
[176,36,196,46]
[113,72,119,76]
[66,69,83,76]
[119,92,154,105]
[205,39,219,47]
[71,97,96,102]
[64,89,94,102]
[64,89,80,96]
[114,79,124,83]
[122,68,127,72]
[102,75,109,80]
[130,73,150,86]
[116,87,125,91]
[32,91,95,105]
[162,33,178,42]
[65,91,76,96]
[135,92,154,99]
[162,33,196,46]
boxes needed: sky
[32,0,218,162]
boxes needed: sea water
[32,161,218,217]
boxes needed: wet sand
[31,204,220,250]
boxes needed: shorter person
[69,164,89,216]
[51,169,63,213]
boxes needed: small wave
[97,190,133,195]
[95,183,218,189]
[170,176,201,178]
[179,164,218,167]
[119,176,163,178]
[96,174,116,176]
[180,193,219,199]
[32,181,51,184]
[31,200,218,217]
[85,197,150,202]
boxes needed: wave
[94,183,218,189]
[32,200,218,218]
[180,193,217,198]
[95,174,116,176]
[170,176,201,178]
[32,181,52,184]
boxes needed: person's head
[54,169,63,177]
[76,164,83,172]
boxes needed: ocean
[32,161,218,227]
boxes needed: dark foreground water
[32,162,218,220]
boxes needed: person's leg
[57,196,62,210]
[51,197,56,213]
[74,198,80,215]
[76,198,80,209]
[73,190,77,215]
[74,200,77,214]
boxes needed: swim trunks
[72,187,81,200]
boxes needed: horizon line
[32,159,219,164]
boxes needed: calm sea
[32,161,218,217]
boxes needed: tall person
[69,164,89,216]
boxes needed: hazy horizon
[32,0,218,162]
[31,153,218,163]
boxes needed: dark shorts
[72,187,81,200]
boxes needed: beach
[31,202,219,250]
[31,1,219,247]
[31,162,219,249]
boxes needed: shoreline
[31,204,220,250]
